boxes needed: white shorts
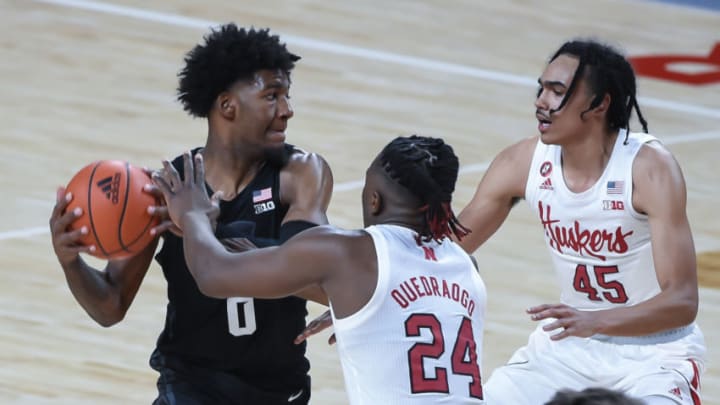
[484,321,705,405]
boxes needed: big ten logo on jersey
[603,200,625,211]
[252,187,276,214]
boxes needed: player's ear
[370,191,383,216]
[217,94,235,120]
[592,93,611,115]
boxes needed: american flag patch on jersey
[252,187,273,203]
[607,181,624,195]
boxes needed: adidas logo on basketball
[96,173,121,204]
[539,177,553,190]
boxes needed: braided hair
[379,135,470,243]
[549,39,648,143]
[177,24,300,118]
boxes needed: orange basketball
[65,160,160,260]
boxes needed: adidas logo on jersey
[96,173,121,204]
[668,386,682,399]
[539,177,553,190]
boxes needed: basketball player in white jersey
[457,39,705,404]
[154,135,488,404]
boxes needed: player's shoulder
[634,137,680,176]
[284,146,331,173]
[496,135,538,163]
[280,146,333,195]
[485,135,538,183]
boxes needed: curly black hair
[177,23,300,118]
[379,135,470,243]
[547,39,648,140]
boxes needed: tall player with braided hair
[154,135,487,404]
[458,38,706,404]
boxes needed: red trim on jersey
[689,358,701,405]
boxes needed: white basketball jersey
[331,224,487,405]
[525,130,660,310]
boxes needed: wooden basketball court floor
[1,0,718,403]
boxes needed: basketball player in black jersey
[49,24,333,404]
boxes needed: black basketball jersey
[151,146,309,393]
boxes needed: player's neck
[560,129,618,192]
[200,145,266,201]
[377,208,424,234]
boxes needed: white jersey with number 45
[331,224,487,405]
[525,129,660,310]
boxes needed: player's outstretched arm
[456,137,535,253]
[50,187,159,326]
[155,151,336,300]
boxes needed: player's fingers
[526,304,553,314]
[147,205,169,219]
[182,151,193,187]
[51,188,71,215]
[55,225,88,247]
[161,159,181,190]
[152,170,173,197]
[294,314,330,344]
[542,319,565,332]
[150,220,177,236]
[550,327,571,341]
[52,206,82,235]
[141,166,152,174]
[293,324,321,344]
[56,242,95,257]
[210,191,224,205]
[194,152,205,187]
[142,182,165,199]
[530,308,554,321]
[294,331,310,345]
[65,242,96,256]
[55,187,69,207]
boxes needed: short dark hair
[545,387,644,405]
[549,38,648,137]
[379,135,470,243]
[177,24,300,118]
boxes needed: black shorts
[150,352,310,405]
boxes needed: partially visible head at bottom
[544,387,644,405]
[362,135,469,243]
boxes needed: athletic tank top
[524,130,660,310]
[332,224,487,404]
[151,145,309,391]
